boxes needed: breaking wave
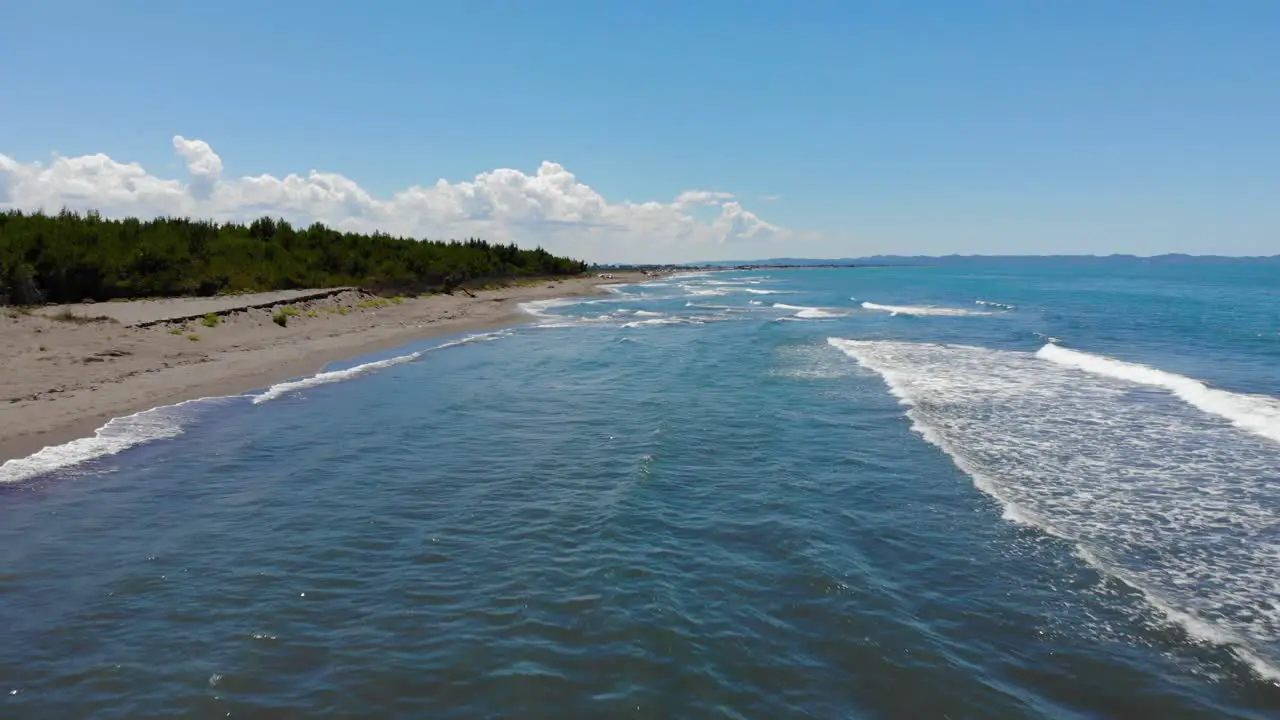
[0,397,236,484]
[827,337,1280,683]
[253,331,509,404]
[1037,344,1280,444]
[773,303,846,319]
[860,301,996,317]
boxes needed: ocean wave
[519,298,579,319]
[253,331,509,404]
[828,337,1280,683]
[1036,344,1280,444]
[0,397,233,484]
[683,287,730,297]
[772,303,846,319]
[683,302,756,314]
[975,299,1017,310]
[860,301,995,317]
[621,317,706,328]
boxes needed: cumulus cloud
[0,136,801,262]
[172,135,223,199]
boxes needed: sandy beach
[0,274,645,464]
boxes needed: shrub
[201,313,220,328]
[49,309,112,324]
[273,309,289,327]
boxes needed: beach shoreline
[1,273,647,466]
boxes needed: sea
[2,262,1279,718]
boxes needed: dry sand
[1,274,645,463]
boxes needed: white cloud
[0,136,803,262]
[172,135,223,200]
[674,189,736,207]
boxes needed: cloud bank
[0,136,800,263]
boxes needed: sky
[1,0,1277,263]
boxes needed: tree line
[0,209,588,304]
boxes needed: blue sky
[1,0,1277,261]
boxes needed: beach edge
[0,274,642,465]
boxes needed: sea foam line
[1,331,514,483]
[0,396,233,484]
[860,301,995,317]
[253,331,509,404]
[519,297,581,319]
[1036,344,1280,444]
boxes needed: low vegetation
[0,209,587,304]
[48,308,113,324]
[200,312,221,328]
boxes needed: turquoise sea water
[3,263,1280,718]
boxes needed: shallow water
[3,264,1280,718]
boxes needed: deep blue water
[3,263,1280,718]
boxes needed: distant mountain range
[688,254,1280,268]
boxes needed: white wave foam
[976,299,1016,310]
[742,288,791,295]
[519,298,578,319]
[253,332,508,404]
[683,286,729,297]
[827,337,1280,682]
[620,317,705,328]
[772,303,845,319]
[1037,344,1280,445]
[860,301,995,317]
[633,310,664,317]
[0,397,229,484]
[797,309,842,319]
